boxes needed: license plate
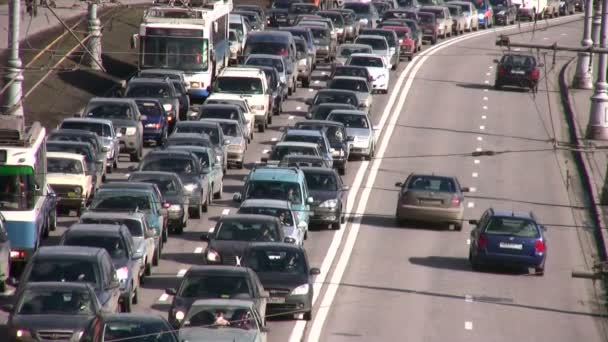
[268,296,285,303]
[67,192,77,198]
[511,70,525,75]
[420,199,442,206]
[499,242,523,250]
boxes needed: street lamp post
[1,0,24,122]
[589,0,608,139]
[574,0,595,89]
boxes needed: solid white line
[465,321,473,330]
[467,202,475,208]
[465,294,474,303]
[158,293,169,302]
[176,269,187,277]
[194,247,203,254]
[221,209,230,216]
[472,172,479,178]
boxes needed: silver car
[238,199,307,245]
[294,37,312,88]
[204,118,247,169]
[327,76,373,113]
[327,109,378,160]
[334,44,373,70]
[354,35,393,70]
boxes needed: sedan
[305,89,360,117]
[83,313,178,342]
[327,76,373,112]
[301,167,348,229]
[469,209,547,275]
[238,199,307,245]
[354,35,393,70]
[494,53,542,93]
[394,173,469,230]
[346,53,390,94]
[204,118,247,169]
[327,110,378,160]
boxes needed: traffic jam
[0,0,579,340]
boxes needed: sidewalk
[561,58,608,261]
[0,0,149,50]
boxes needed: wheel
[303,310,312,321]
[49,209,57,231]
[302,77,310,88]
[175,222,184,234]
[121,296,132,312]
[534,266,544,276]
[132,287,138,304]
[189,206,201,219]
[0,279,6,294]
[214,180,223,199]
[156,130,167,146]
[431,37,437,45]
[391,63,397,71]
[453,222,462,231]
[238,162,244,169]
[258,123,265,132]
[202,193,209,213]
[144,261,151,276]
[152,247,159,266]
[106,164,113,174]
[494,83,502,90]
[469,250,482,271]
[288,86,293,96]
[330,222,341,230]
[129,147,142,162]
[268,114,272,125]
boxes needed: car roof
[296,119,345,127]
[247,31,293,40]
[317,89,358,95]
[176,121,220,128]
[22,281,94,291]
[249,167,302,181]
[129,171,179,178]
[300,166,337,174]
[102,313,170,323]
[35,245,106,258]
[246,241,304,252]
[201,103,241,110]
[62,118,113,126]
[220,213,281,223]
[285,129,323,137]
[66,223,126,236]
[140,68,184,75]
[80,211,146,220]
[316,103,356,109]
[339,43,372,49]
[168,133,211,140]
[128,77,171,85]
[191,299,254,308]
[47,151,86,161]
[421,5,445,10]
[100,182,156,190]
[247,54,284,60]
[357,34,388,41]
[283,154,324,160]
[167,145,213,153]
[88,97,136,105]
[350,53,383,59]
[329,109,368,116]
[201,118,239,125]
[275,141,319,148]
[240,199,291,209]
[50,129,99,137]
[331,75,368,82]
[146,149,194,158]
[489,209,535,220]
[186,265,251,275]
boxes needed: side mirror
[307,196,314,204]
[132,251,143,260]
[2,304,14,313]
[493,58,499,63]
[468,219,479,225]
[394,182,403,187]
[233,192,242,203]
[127,165,137,172]
[165,288,177,296]
[297,221,307,229]
[305,98,314,106]
[346,136,355,142]
[140,115,148,121]
[538,63,544,68]
[309,267,321,275]
[200,232,210,241]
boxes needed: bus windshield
[142,36,209,72]
[0,166,36,211]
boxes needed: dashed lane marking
[483,89,489,92]
[477,136,483,141]
[177,269,187,278]
[480,125,485,130]
[474,159,480,164]
[271,137,278,141]
[194,247,203,254]
[489,65,493,69]
[484,80,490,84]
[469,187,477,192]
[483,96,488,101]
[465,295,474,303]
[288,115,295,120]
[158,293,169,302]
[222,209,230,216]
[482,105,488,110]
[476,147,483,152]
[465,321,473,330]
[472,172,479,178]
[482,115,487,119]
[467,239,471,245]
[467,202,475,208]
[296,106,302,110]
[485,72,491,76]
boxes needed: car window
[28,259,99,286]
[329,114,369,129]
[334,67,369,79]
[46,144,94,163]
[246,57,285,72]
[216,77,263,95]
[407,175,456,192]
[60,122,112,137]
[91,192,152,211]
[217,122,240,137]
[86,104,132,120]
[103,321,176,342]
[129,176,179,196]
[126,84,171,98]
[484,217,540,238]
[315,93,358,105]
[141,158,196,175]
[200,106,242,121]
[245,42,291,57]
[16,289,95,315]
[183,306,259,330]
[63,235,127,259]
[81,218,144,238]
[304,172,338,191]
[179,274,251,299]
[271,145,319,160]
[355,38,387,50]
[349,56,383,67]
[216,220,280,242]
[419,13,435,23]
[246,180,303,204]
[344,2,371,14]
[245,249,307,275]
[47,157,84,174]
[239,207,295,226]
[330,78,369,92]
[175,125,219,145]
[502,55,536,67]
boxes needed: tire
[238,162,244,169]
[454,222,462,231]
[106,165,113,174]
[175,222,184,234]
[49,209,57,231]
[302,77,310,88]
[202,193,209,213]
[258,123,265,132]
[288,86,293,96]
[156,129,167,146]
[431,37,437,45]
[121,296,132,312]
[303,310,312,321]
[214,180,223,199]
[130,146,142,162]
[189,206,201,219]
[330,222,341,230]
[152,247,159,266]
[144,261,151,276]
[535,266,544,276]
[469,250,482,271]
[0,279,6,294]
[268,114,272,125]
[339,166,346,175]
[132,287,138,304]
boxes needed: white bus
[0,119,56,274]
[134,0,233,102]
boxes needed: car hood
[48,174,86,185]
[354,92,370,103]
[209,240,252,262]
[109,118,137,128]
[179,327,259,342]
[366,67,387,78]
[11,314,93,332]
[163,193,185,205]
[345,127,371,138]
[309,189,338,204]
[257,271,308,290]
[228,136,245,146]
[178,174,202,186]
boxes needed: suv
[81,98,145,162]
[419,6,452,39]
[124,77,183,121]
[233,166,314,226]
[214,68,271,132]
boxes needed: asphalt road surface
[1,12,607,342]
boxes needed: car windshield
[373,2,389,14]
[217,122,240,137]
[61,121,112,137]
[86,104,132,120]
[91,193,151,211]
[244,42,290,56]
[392,29,409,38]
[320,13,344,26]
[246,57,284,72]
[216,77,263,95]
[284,134,323,147]
[28,259,99,286]
[49,134,99,152]
[246,180,302,204]
[141,158,196,175]
[245,249,306,275]
[502,55,536,67]
[329,114,369,128]
[183,306,258,330]
[47,144,94,163]
[200,107,241,121]
[407,175,456,192]
[448,6,460,15]
[270,145,318,160]
[239,207,294,226]
[63,235,127,259]
[179,275,251,299]
[313,106,346,120]
[136,101,163,118]
[47,157,84,174]
[308,27,329,41]
[419,13,435,23]
[398,0,414,6]
[167,137,211,148]
[129,176,179,195]
[216,220,280,242]
[206,100,248,113]
[333,67,368,78]
[126,84,172,98]
[103,321,176,342]
[330,78,369,92]
[422,9,444,18]
[484,217,540,238]
[80,218,144,238]
[17,289,94,315]
[182,150,211,169]
[281,156,325,167]
[315,93,357,105]
[349,56,384,67]
[355,38,387,50]
[304,172,338,191]
[291,4,317,13]
[339,46,371,57]
[344,3,371,14]
[175,125,220,145]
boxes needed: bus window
[0,166,36,210]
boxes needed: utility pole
[593,0,602,47]
[589,0,608,140]
[573,0,595,89]
[85,1,103,70]
[1,0,25,123]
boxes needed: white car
[204,93,255,141]
[47,152,95,215]
[346,53,390,94]
[354,35,393,70]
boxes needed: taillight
[498,65,507,77]
[477,234,488,251]
[534,239,545,253]
[530,67,540,81]
[451,194,460,207]
[10,250,25,259]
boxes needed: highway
[1,11,607,342]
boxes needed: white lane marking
[314,80,320,84]
[301,15,581,342]
[467,202,475,208]
[483,88,489,92]
[476,147,483,152]
[482,115,487,119]
[262,149,269,154]
[472,172,479,178]
[483,96,488,101]
[467,239,471,245]
[561,33,567,35]
[158,293,169,302]
[489,65,493,69]
[479,125,485,130]
[482,105,488,110]
[288,115,295,120]
[271,137,278,142]
[308,88,314,92]
[543,37,549,40]
[469,187,477,192]
[477,136,483,141]
[176,269,187,278]
[514,47,521,51]
[484,80,490,84]
[465,294,473,303]
[221,209,230,216]
[474,159,480,164]
[465,321,473,330]
[194,247,203,254]
[485,72,491,76]
[321,72,326,75]
[296,106,302,110]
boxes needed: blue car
[468,209,547,275]
[135,98,169,146]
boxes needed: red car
[383,26,416,60]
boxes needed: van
[241,31,297,83]
[214,67,271,132]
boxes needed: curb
[559,57,608,262]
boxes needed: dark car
[173,120,228,173]
[165,265,269,328]
[305,89,360,117]
[397,0,423,8]
[15,246,121,313]
[317,10,347,43]
[382,8,419,21]
[135,98,170,146]
[124,77,183,122]
[294,120,350,175]
[257,65,286,116]
[417,11,439,44]
[128,171,188,233]
[242,243,320,321]
[82,313,178,342]
[494,53,542,92]
[469,209,547,275]
[306,102,357,121]
[3,282,105,342]
[201,214,287,265]
[491,0,517,25]
[378,18,422,50]
[328,65,373,83]
[301,167,348,229]
[266,8,290,27]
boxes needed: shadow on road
[56,69,117,97]
[409,256,473,272]
[161,252,202,266]
[141,274,180,291]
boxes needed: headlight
[206,249,220,262]
[169,204,182,211]
[163,103,173,112]
[478,13,485,19]
[125,127,137,135]
[291,283,310,295]
[228,144,242,151]
[116,266,129,281]
[498,10,505,15]
[184,183,198,192]
[74,186,82,195]
[175,310,185,321]
[284,236,296,244]
[319,199,338,208]
[16,329,32,338]
[250,105,265,111]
